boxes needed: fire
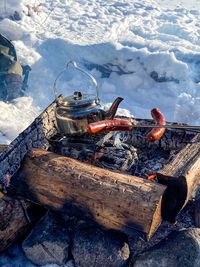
[147,173,157,182]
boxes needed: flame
[147,173,157,181]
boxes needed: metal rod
[133,124,200,131]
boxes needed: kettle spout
[104,97,124,119]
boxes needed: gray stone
[72,221,130,267]
[22,212,70,266]
[65,260,75,267]
[133,228,200,267]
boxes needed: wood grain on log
[157,133,200,222]
[9,149,167,240]
[0,194,46,252]
[0,195,31,252]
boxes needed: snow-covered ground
[156,0,200,9]
[0,0,199,143]
[0,0,200,265]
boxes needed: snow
[0,0,200,265]
[0,97,39,144]
[0,0,23,20]
[0,0,199,144]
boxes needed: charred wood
[0,194,46,252]
[157,133,200,222]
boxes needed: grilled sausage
[146,108,166,142]
[87,119,133,134]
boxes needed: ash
[49,121,197,179]
[49,132,138,173]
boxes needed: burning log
[157,133,200,222]
[0,194,46,252]
[9,149,167,240]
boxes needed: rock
[72,221,130,267]
[128,235,147,261]
[65,260,75,267]
[133,228,200,267]
[22,212,70,266]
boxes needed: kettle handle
[53,60,100,104]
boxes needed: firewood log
[0,194,46,252]
[157,133,200,222]
[9,149,167,240]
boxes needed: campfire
[48,122,196,179]
[0,97,200,266]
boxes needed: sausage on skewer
[146,108,166,142]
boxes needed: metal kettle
[54,61,123,136]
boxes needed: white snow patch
[175,92,200,124]
[0,97,40,143]
[0,18,28,40]
[0,0,23,19]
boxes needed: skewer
[87,119,200,135]
[133,124,200,131]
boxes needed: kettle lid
[61,91,97,108]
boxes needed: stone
[133,228,200,267]
[22,212,70,266]
[72,221,130,267]
[65,260,75,267]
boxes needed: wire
[32,1,59,32]
[40,2,58,28]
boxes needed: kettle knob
[73,91,82,100]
